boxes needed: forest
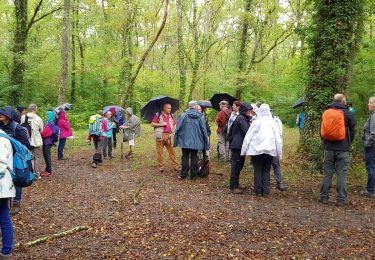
[0,0,373,129]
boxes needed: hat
[239,103,253,114]
[16,106,26,113]
[188,101,199,109]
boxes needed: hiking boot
[34,172,41,180]
[58,157,67,160]
[231,188,244,194]
[41,171,51,177]
[92,163,98,168]
[178,175,187,180]
[276,183,286,191]
[360,190,375,198]
[10,200,21,216]
[318,198,329,204]
[336,200,350,207]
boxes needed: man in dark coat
[319,94,356,206]
[174,101,210,179]
[228,103,253,194]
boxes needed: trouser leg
[252,155,263,195]
[272,156,283,185]
[58,137,66,159]
[156,141,165,169]
[320,150,335,200]
[230,149,242,190]
[365,147,375,194]
[181,148,190,178]
[335,151,349,202]
[0,199,13,255]
[43,144,52,173]
[262,154,273,194]
[190,149,199,178]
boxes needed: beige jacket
[21,112,44,147]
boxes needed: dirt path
[13,143,375,259]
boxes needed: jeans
[0,199,13,255]
[365,147,375,194]
[102,137,113,158]
[42,144,53,173]
[58,137,67,159]
[15,187,22,202]
[230,149,245,190]
[252,154,273,195]
[320,150,349,202]
[181,148,199,178]
[272,156,283,185]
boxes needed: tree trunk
[302,0,364,164]
[120,0,169,106]
[59,0,70,104]
[70,0,77,103]
[10,0,28,105]
[235,0,252,100]
[176,0,187,107]
[78,37,85,92]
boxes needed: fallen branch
[15,226,89,249]
[133,182,145,205]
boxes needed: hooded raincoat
[22,112,44,148]
[57,111,73,138]
[241,104,283,159]
[124,108,141,139]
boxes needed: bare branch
[27,4,62,34]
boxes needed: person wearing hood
[361,96,375,198]
[40,111,59,177]
[0,129,16,258]
[319,94,356,206]
[174,101,210,179]
[0,106,30,215]
[120,107,141,159]
[21,104,44,176]
[57,111,73,160]
[241,104,283,196]
[228,103,253,194]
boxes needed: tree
[10,0,61,105]
[302,0,365,163]
[60,0,71,104]
[176,0,187,107]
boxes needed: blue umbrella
[141,96,180,122]
[103,105,124,114]
[292,97,305,109]
[198,100,213,108]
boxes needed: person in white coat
[241,104,283,196]
[0,129,15,257]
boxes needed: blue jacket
[174,109,210,151]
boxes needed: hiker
[102,111,114,160]
[119,107,141,159]
[15,106,27,124]
[110,108,120,149]
[151,103,179,172]
[227,101,241,134]
[0,129,16,258]
[272,112,286,191]
[21,104,44,177]
[57,111,73,160]
[40,111,59,177]
[360,96,375,198]
[88,111,104,150]
[174,101,209,179]
[0,106,30,215]
[228,103,253,194]
[216,100,231,161]
[319,94,356,206]
[241,104,283,196]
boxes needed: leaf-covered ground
[13,128,375,259]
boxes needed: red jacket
[216,108,231,133]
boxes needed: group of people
[0,104,73,257]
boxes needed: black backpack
[198,156,211,177]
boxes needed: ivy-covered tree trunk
[60,0,71,104]
[176,0,186,108]
[10,0,28,105]
[302,0,364,163]
[70,0,77,103]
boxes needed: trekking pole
[121,141,124,159]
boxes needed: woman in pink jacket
[57,112,73,160]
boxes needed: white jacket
[22,112,44,147]
[241,104,283,159]
[0,130,16,198]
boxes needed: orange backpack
[321,108,346,141]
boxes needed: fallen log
[133,182,145,205]
[15,225,89,248]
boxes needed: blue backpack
[89,117,103,136]
[0,133,35,187]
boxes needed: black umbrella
[141,96,180,122]
[198,100,213,108]
[292,97,305,109]
[210,93,237,111]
